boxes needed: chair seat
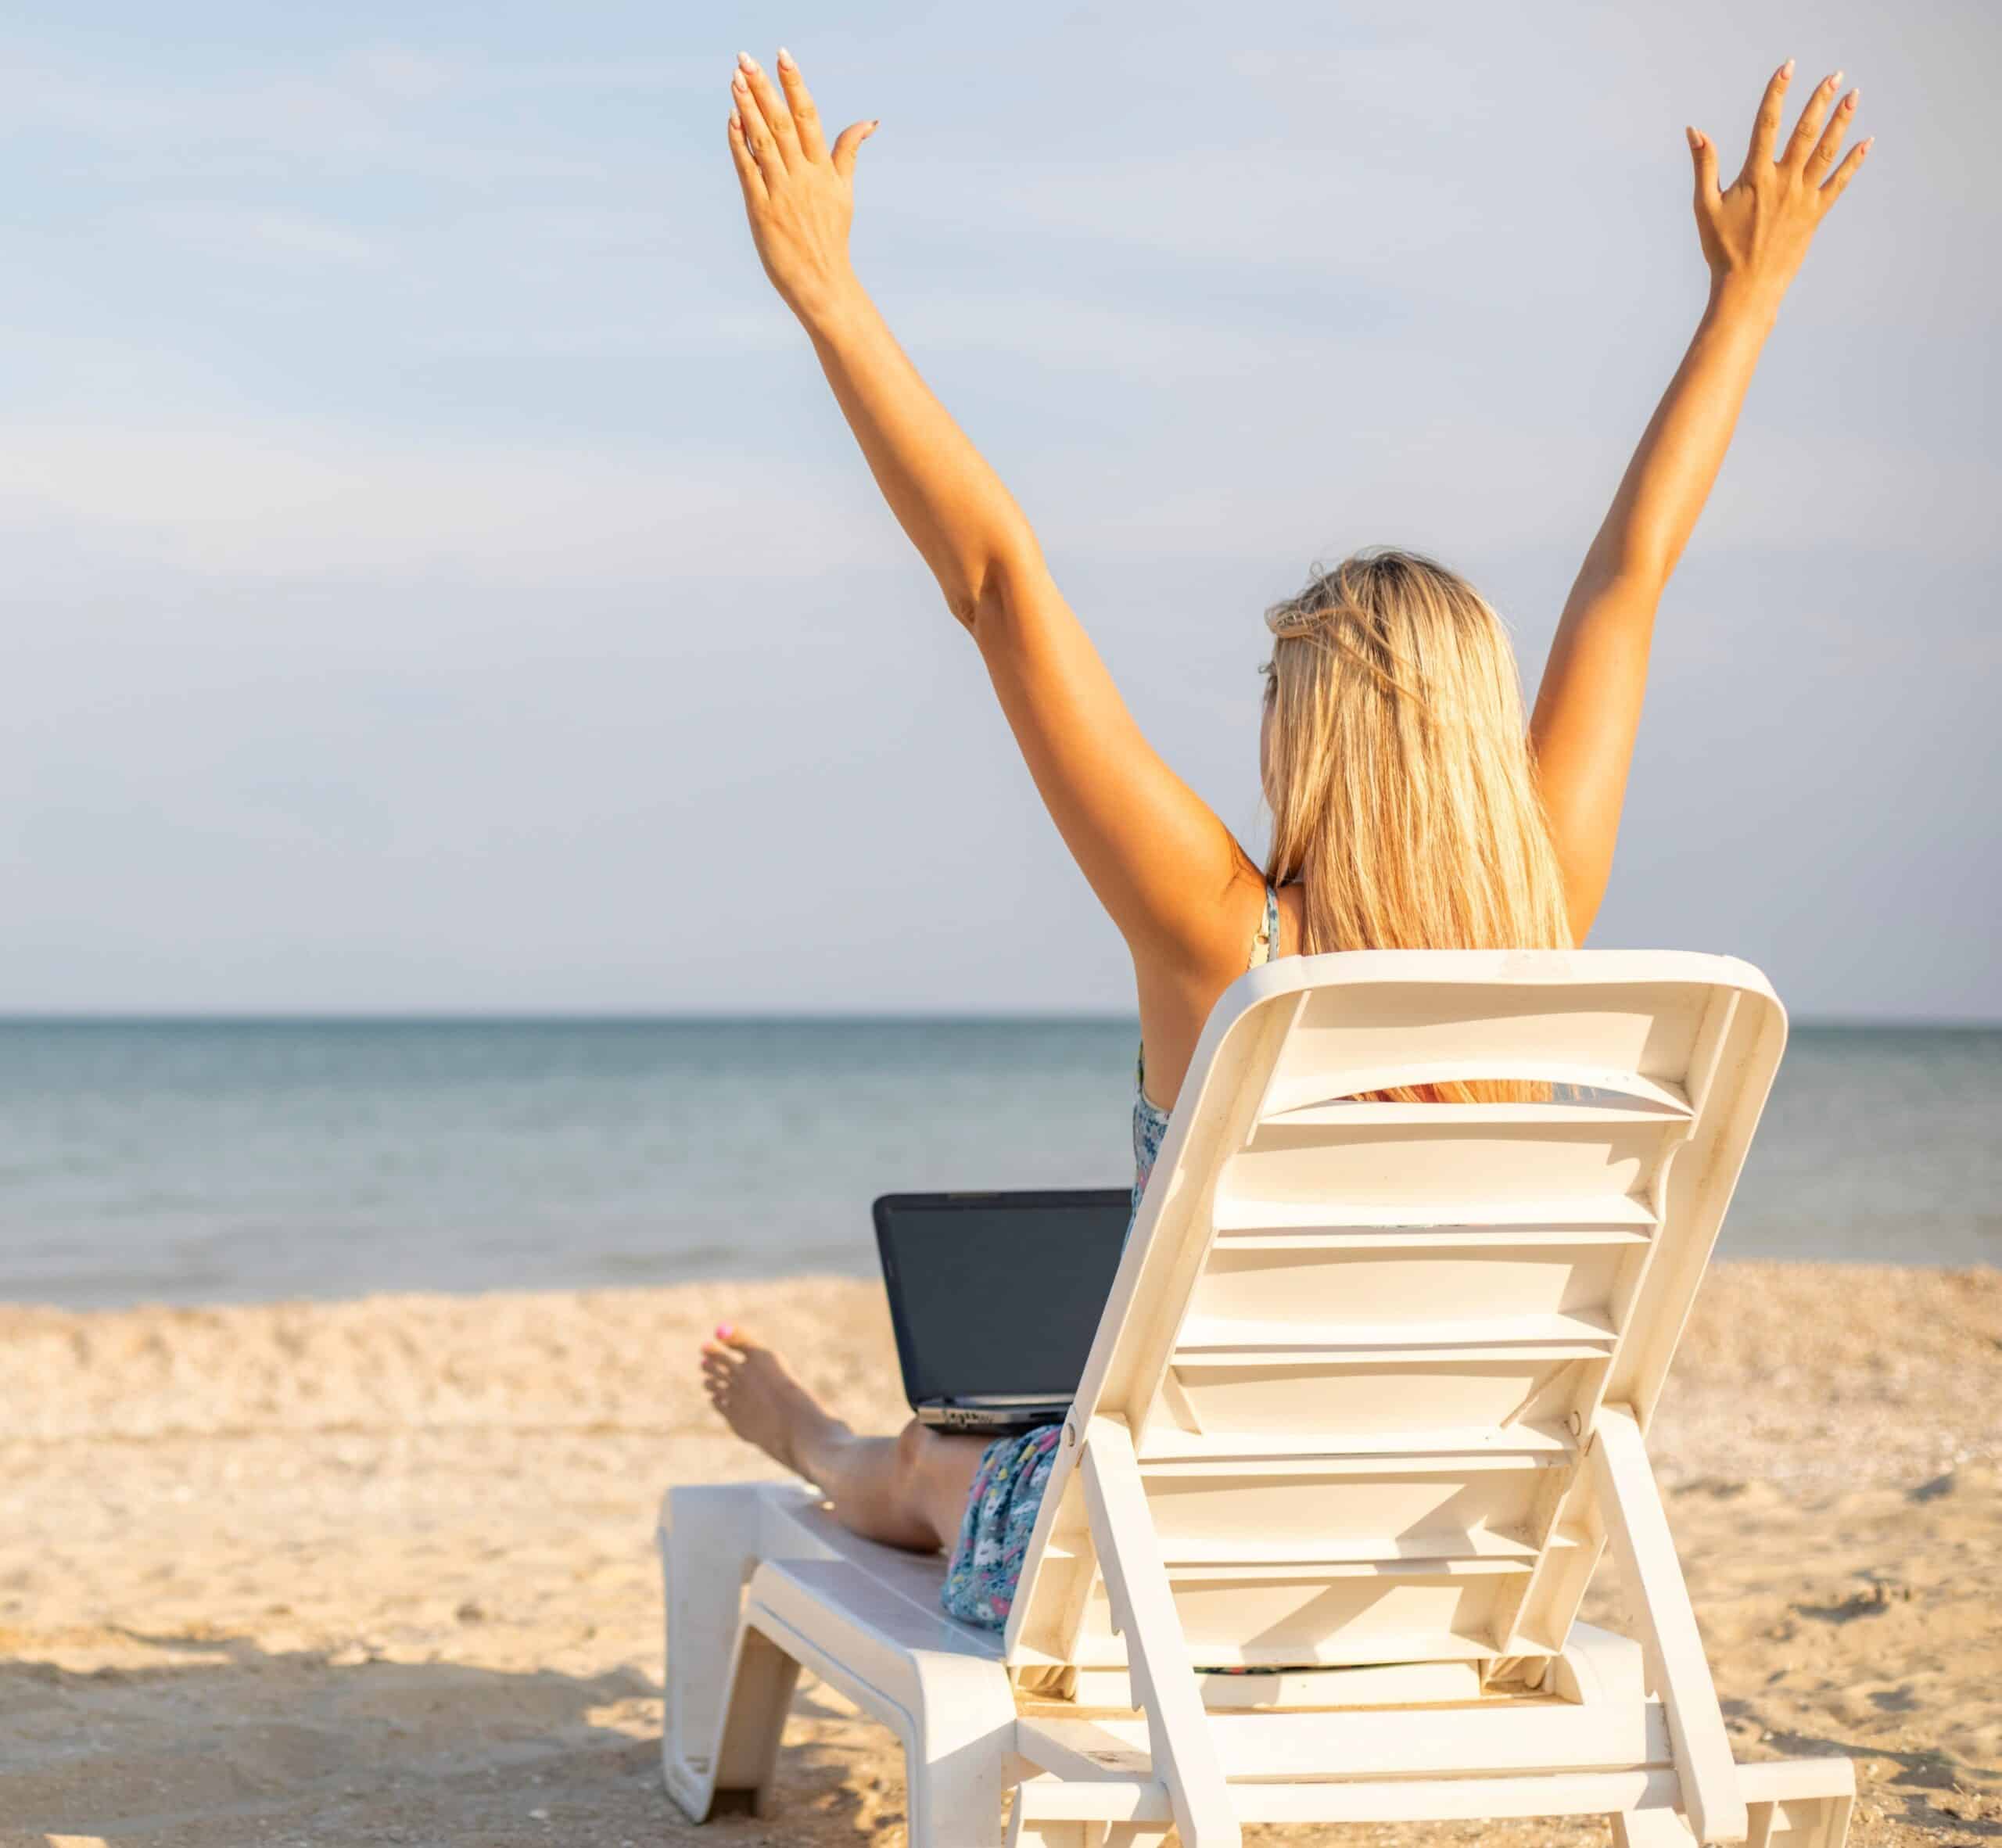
[752,1556,1005,1666]
[750,1487,1004,1649]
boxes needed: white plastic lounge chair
[658,949,1854,1848]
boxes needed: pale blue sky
[2,1,1996,1017]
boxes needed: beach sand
[1,1262,1996,1846]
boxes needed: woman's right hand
[1688,62,1871,308]
[727,48,879,325]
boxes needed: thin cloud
[0,415,902,587]
[0,56,611,183]
[136,203,383,267]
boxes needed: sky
[1,0,1996,1019]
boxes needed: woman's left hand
[727,49,879,325]
[1688,61,1871,309]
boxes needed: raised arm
[725,51,1254,978]
[1530,62,1871,942]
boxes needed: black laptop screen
[872,1190,1132,1406]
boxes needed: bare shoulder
[1133,859,1279,1112]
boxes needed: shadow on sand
[0,1630,881,1846]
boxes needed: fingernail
[1831,70,1844,87]
[716,1323,734,1338]
[732,74,747,92]
[1846,88,1860,109]
[1781,57,1795,77]
[777,45,795,70]
[741,52,762,75]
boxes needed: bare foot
[700,1324,847,1481]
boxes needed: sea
[0,1020,1994,1309]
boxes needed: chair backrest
[1004,949,1785,1677]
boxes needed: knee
[895,1418,964,1516]
[894,1416,931,1481]
[894,1418,971,1552]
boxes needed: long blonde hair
[1261,548,1572,1099]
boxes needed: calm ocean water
[0,1020,1994,1308]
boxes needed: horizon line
[0,1010,1996,1032]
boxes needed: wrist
[1703,271,1785,332]
[789,264,869,337]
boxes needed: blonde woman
[701,50,1869,1627]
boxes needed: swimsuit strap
[1248,881,1279,969]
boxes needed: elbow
[946,575,1010,635]
[945,580,1004,641]
[1592,535,1676,602]
[1616,555,1674,603]
[947,535,1044,640]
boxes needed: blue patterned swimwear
[939,883,1279,1629]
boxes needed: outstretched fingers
[726,110,766,204]
[1807,88,1860,184]
[830,117,879,179]
[1743,59,1793,176]
[1782,70,1844,171]
[1687,125,1720,204]
[1819,135,1873,208]
[731,65,784,183]
[774,47,827,163]
[736,52,800,170]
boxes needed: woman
[701,49,1869,1628]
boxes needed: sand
[0,1262,1996,1847]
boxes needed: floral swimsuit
[939,884,1279,1628]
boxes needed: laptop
[872,1189,1132,1435]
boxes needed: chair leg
[1006,1803,1172,1848]
[1613,1761,1854,1848]
[660,1484,791,1822]
[1005,1813,1096,1846]
[1738,1757,1856,1848]
[1006,1820,1171,1847]
[1613,1809,1697,1848]
[709,1623,803,1815]
[899,1652,1020,1846]
[1748,1791,1853,1848]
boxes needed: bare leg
[701,1325,988,1555]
